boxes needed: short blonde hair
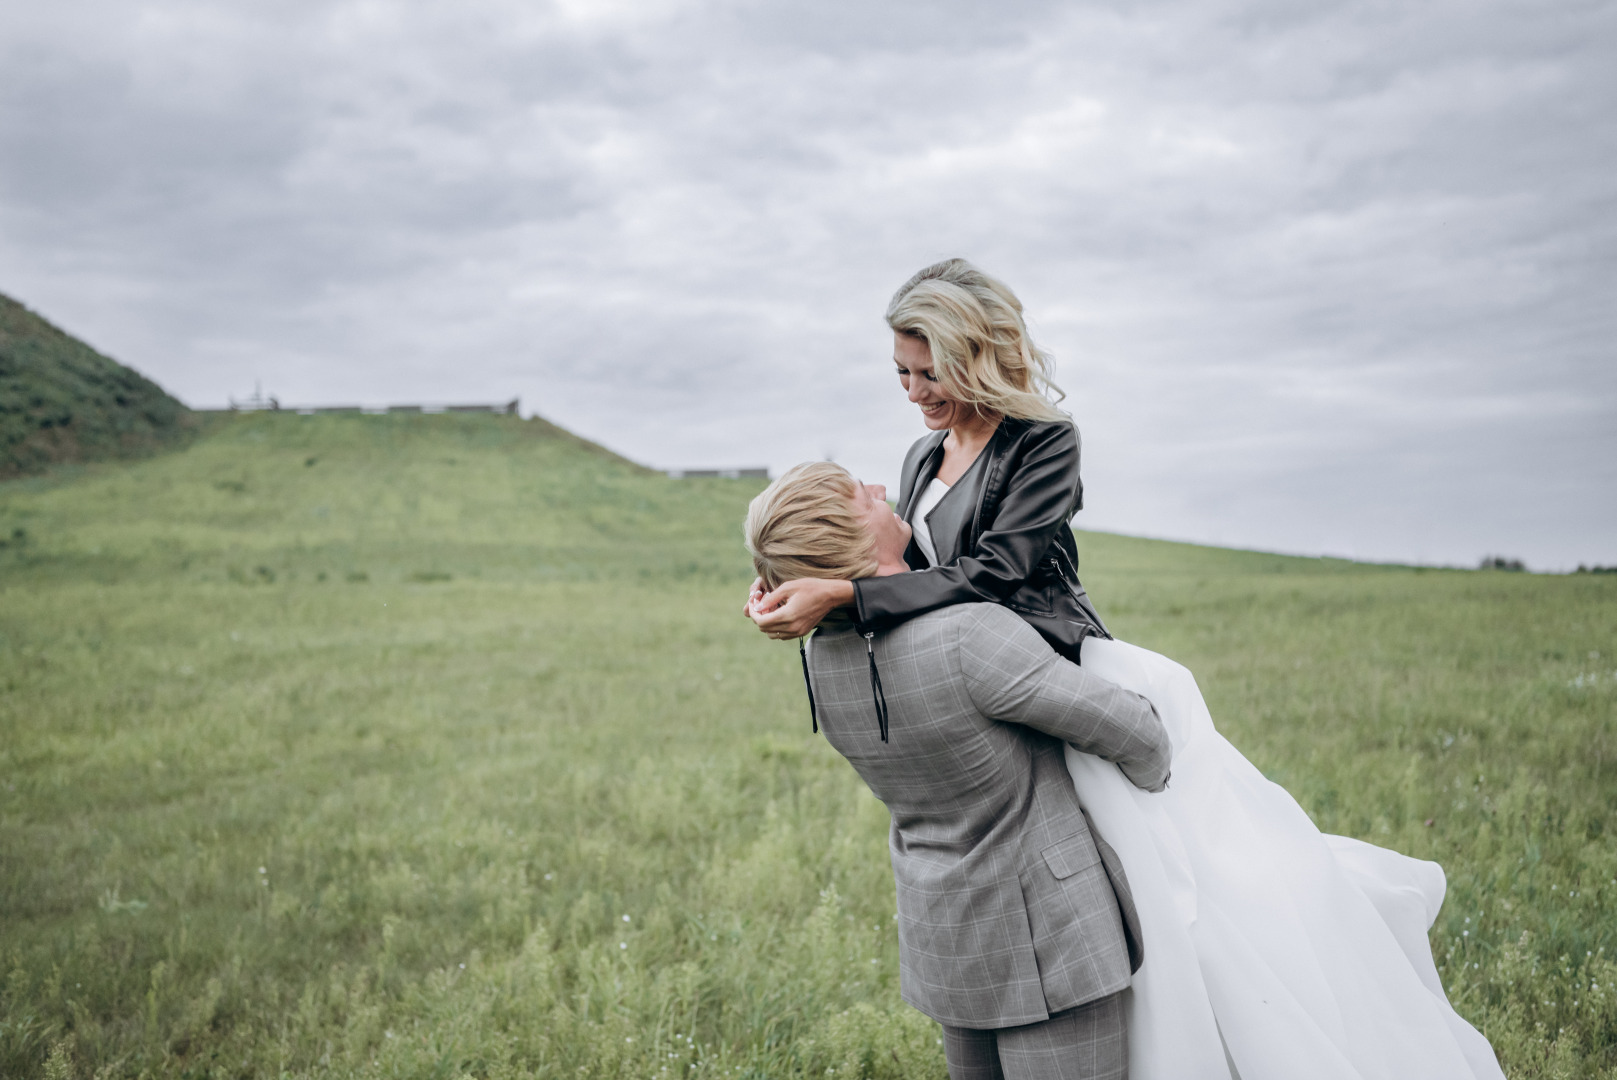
[886,258,1068,423]
[745,462,878,591]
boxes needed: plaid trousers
[942,991,1126,1080]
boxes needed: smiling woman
[748,259,1108,665]
[885,258,1068,432]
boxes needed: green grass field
[1,412,1613,1079]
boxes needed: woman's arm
[853,421,1079,630]
[750,578,855,639]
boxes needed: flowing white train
[1069,638,1504,1080]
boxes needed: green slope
[0,407,1409,592]
[0,413,1613,1079]
[0,409,754,587]
[0,293,192,479]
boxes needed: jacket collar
[897,429,948,520]
[974,417,1031,532]
[900,417,1031,521]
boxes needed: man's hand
[1122,766,1170,794]
[1117,700,1171,793]
[750,578,856,639]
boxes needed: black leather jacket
[852,417,1109,664]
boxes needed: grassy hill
[0,293,192,480]
[1,413,1614,1079]
[0,408,736,588]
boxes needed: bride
[745,259,1504,1079]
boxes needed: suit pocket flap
[1041,833,1102,880]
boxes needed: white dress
[1069,638,1504,1080]
[909,477,950,568]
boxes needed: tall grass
[1,413,1613,1077]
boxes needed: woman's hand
[742,577,765,617]
[750,578,856,639]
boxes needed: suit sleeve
[955,606,1171,792]
[853,421,1080,630]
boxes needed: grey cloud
[0,0,1611,567]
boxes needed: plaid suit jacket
[807,603,1171,1029]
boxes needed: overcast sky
[2,0,1613,569]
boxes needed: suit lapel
[898,431,947,520]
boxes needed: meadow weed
[1,413,1613,1077]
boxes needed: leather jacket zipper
[1050,544,1108,642]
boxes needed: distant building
[666,467,770,480]
[215,384,280,411]
[206,396,520,416]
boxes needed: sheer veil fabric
[1068,639,1505,1080]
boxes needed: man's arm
[955,605,1171,792]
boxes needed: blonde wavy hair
[886,258,1068,423]
[745,462,878,591]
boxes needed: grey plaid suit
[806,603,1170,1032]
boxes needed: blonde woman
[749,259,1107,664]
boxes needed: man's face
[853,481,912,568]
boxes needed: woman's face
[893,332,962,432]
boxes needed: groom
[745,463,1172,1080]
